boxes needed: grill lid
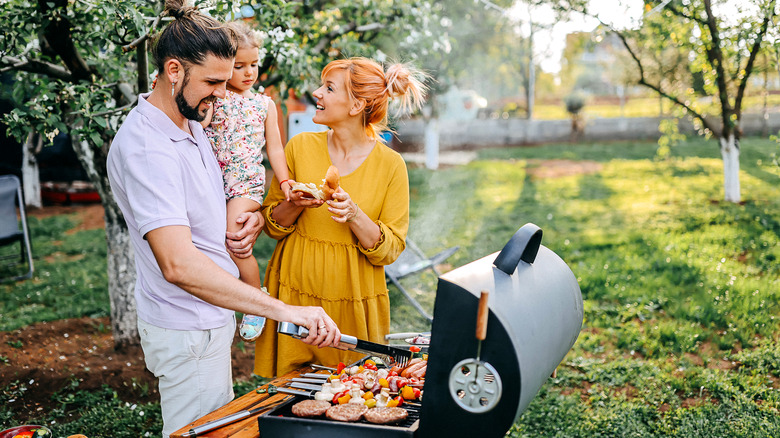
[418,223,583,437]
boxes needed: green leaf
[90,132,103,145]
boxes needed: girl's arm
[264,101,293,200]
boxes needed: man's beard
[175,79,214,122]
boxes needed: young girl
[204,21,293,341]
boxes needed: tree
[0,0,442,348]
[375,0,518,168]
[546,0,777,203]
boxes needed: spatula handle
[476,290,489,341]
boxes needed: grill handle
[493,223,543,275]
[476,290,489,341]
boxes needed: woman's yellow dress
[254,131,409,377]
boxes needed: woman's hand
[327,188,360,223]
[226,211,263,258]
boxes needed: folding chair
[0,175,33,281]
[385,240,459,322]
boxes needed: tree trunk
[22,133,42,208]
[719,134,741,203]
[70,132,139,349]
[105,207,138,349]
[423,117,440,170]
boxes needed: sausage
[410,364,427,379]
[394,358,421,376]
[401,359,427,378]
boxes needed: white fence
[394,113,780,151]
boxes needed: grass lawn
[2,135,779,436]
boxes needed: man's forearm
[147,225,292,321]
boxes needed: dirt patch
[27,203,106,233]
[5,204,256,420]
[526,159,602,179]
[1,317,256,420]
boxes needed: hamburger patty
[291,399,331,417]
[325,404,369,422]
[363,406,409,424]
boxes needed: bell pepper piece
[336,362,347,374]
[337,394,352,404]
[332,389,349,404]
[401,385,415,400]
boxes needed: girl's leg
[226,197,262,289]
[226,197,267,342]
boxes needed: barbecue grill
[257,223,583,437]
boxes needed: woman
[255,57,427,377]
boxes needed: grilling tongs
[278,322,413,367]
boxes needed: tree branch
[123,12,164,52]
[733,0,776,124]
[664,2,707,26]
[312,21,386,53]
[83,102,135,118]
[603,21,718,135]
[39,0,94,82]
[313,22,357,53]
[701,0,732,134]
[0,55,73,80]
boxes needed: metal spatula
[277,322,413,367]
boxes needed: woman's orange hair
[322,57,427,141]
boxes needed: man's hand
[226,211,263,258]
[294,307,342,349]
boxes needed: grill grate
[258,396,420,438]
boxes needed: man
[106,5,341,436]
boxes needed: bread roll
[291,165,340,201]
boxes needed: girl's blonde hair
[225,20,261,50]
[322,57,427,141]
